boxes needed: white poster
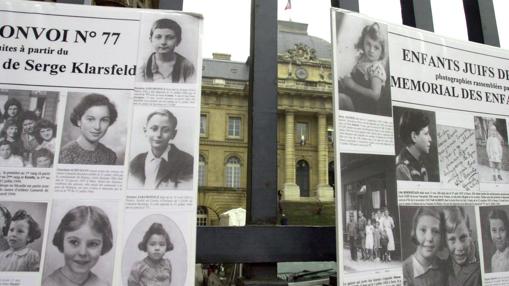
[333,8,509,286]
[0,1,202,285]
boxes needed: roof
[203,20,331,81]
[202,59,249,81]
[278,20,332,60]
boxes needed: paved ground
[478,164,509,184]
[342,249,401,274]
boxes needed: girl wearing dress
[486,123,504,181]
[0,210,41,272]
[380,208,395,262]
[488,208,509,273]
[128,222,174,286]
[43,206,114,286]
[339,22,387,115]
[365,219,374,261]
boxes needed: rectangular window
[200,114,207,137]
[227,116,241,138]
[296,122,308,145]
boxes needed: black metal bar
[247,0,278,225]
[157,0,183,10]
[55,0,86,4]
[196,226,336,263]
[331,0,359,12]
[400,0,434,32]
[463,0,499,46]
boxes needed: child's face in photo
[415,215,441,261]
[0,144,12,159]
[78,106,112,143]
[7,105,19,117]
[490,218,507,251]
[446,222,472,266]
[412,126,432,154]
[7,219,30,251]
[363,36,382,62]
[22,119,35,134]
[151,28,178,54]
[36,156,52,168]
[145,114,176,152]
[63,224,103,275]
[6,125,18,138]
[40,127,53,141]
[147,234,167,261]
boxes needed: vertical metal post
[463,0,499,46]
[331,0,359,12]
[242,0,279,284]
[158,0,183,10]
[247,0,278,226]
[56,0,86,4]
[400,0,434,32]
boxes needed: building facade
[198,21,335,224]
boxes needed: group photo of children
[400,206,481,286]
[0,201,47,272]
[340,153,401,273]
[0,89,59,168]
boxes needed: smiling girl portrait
[43,202,118,286]
[59,92,127,166]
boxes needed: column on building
[283,110,300,200]
[316,113,334,201]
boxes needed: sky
[183,0,508,62]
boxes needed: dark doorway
[296,160,310,197]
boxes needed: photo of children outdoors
[400,206,481,286]
[0,89,59,168]
[0,201,47,272]
[474,116,509,184]
[335,13,391,116]
[340,153,400,273]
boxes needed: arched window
[197,206,208,226]
[198,155,206,186]
[225,156,241,188]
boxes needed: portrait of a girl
[43,205,114,286]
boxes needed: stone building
[198,21,335,224]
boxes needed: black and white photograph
[59,92,128,166]
[0,89,59,168]
[127,106,195,190]
[136,14,199,84]
[42,200,118,286]
[393,106,440,182]
[480,205,509,274]
[474,116,509,184]
[0,201,47,272]
[122,214,187,286]
[340,153,400,273]
[335,13,391,116]
[399,206,481,286]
